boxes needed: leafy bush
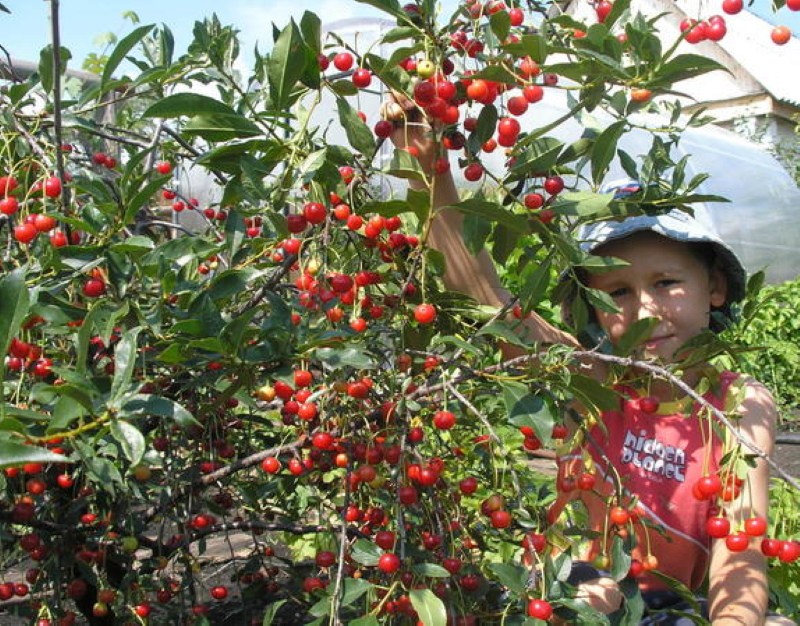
[731,277,800,421]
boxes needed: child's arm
[382,95,580,353]
[707,377,776,625]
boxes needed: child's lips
[643,335,673,350]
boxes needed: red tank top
[555,371,739,591]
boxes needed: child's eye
[655,279,679,288]
[608,287,628,298]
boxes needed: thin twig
[444,381,521,494]
[48,0,70,213]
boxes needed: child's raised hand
[379,91,445,179]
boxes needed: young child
[381,97,783,624]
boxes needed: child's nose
[633,290,660,320]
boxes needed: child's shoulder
[717,371,777,441]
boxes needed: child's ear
[709,263,727,308]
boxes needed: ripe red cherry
[378,552,401,574]
[788,0,800,10]
[414,303,437,324]
[14,223,38,244]
[459,476,478,495]
[82,279,107,298]
[375,530,395,550]
[778,540,800,563]
[155,161,173,175]
[315,550,336,568]
[303,202,327,224]
[706,516,731,539]
[134,604,152,617]
[576,472,596,491]
[43,176,62,198]
[490,509,512,529]
[543,175,564,195]
[433,410,456,430]
[722,0,743,13]
[609,506,630,526]
[744,516,768,537]
[293,369,313,387]
[0,196,19,215]
[33,214,57,232]
[527,598,553,620]
[56,473,74,489]
[497,117,521,138]
[725,531,750,552]
[595,0,613,22]
[261,457,281,473]
[0,175,18,195]
[464,162,484,182]
[697,474,722,499]
[210,585,228,600]
[771,26,791,45]
[333,51,354,71]
[398,485,418,505]
[352,68,372,88]
[638,396,659,414]
[761,538,782,557]
[524,193,544,210]
[374,119,394,138]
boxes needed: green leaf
[412,563,452,578]
[651,54,727,89]
[184,113,262,141]
[268,20,307,109]
[350,538,382,566]
[110,419,146,466]
[603,0,631,28]
[101,24,154,85]
[409,589,446,626]
[489,9,511,41]
[0,268,30,376]
[38,45,72,94]
[610,534,632,581]
[207,269,258,302]
[261,600,287,626]
[143,93,239,118]
[315,347,377,369]
[476,321,531,350]
[110,236,155,255]
[124,173,170,224]
[385,148,425,181]
[76,301,130,375]
[519,258,552,311]
[449,198,529,234]
[613,317,659,357]
[591,121,626,185]
[336,95,376,156]
[466,104,498,156]
[0,438,70,469]
[120,394,200,428]
[570,374,620,412]
[502,381,553,445]
[109,327,143,405]
[340,577,373,606]
[556,191,615,219]
[488,562,528,595]
[353,0,403,18]
[348,617,380,626]
[504,33,549,64]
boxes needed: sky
[2,0,798,70]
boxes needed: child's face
[586,232,727,362]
